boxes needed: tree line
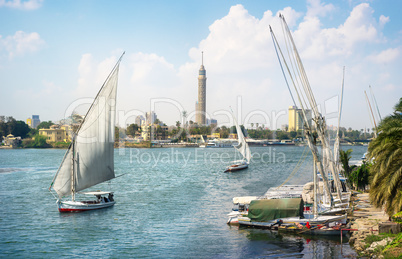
[339,98,402,218]
[0,118,57,148]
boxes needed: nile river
[0,145,366,258]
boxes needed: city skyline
[1,0,401,130]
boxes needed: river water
[0,145,366,258]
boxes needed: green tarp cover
[248,198,304,222]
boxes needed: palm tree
[182,111,188,142]
[339,149,354,179]
[368,98,402,216]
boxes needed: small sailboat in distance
[225,111,251,172]
[49,52,124,212]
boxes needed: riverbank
[348,192,402,257]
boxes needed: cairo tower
[196,52,207,125]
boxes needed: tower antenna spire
[202,51,203,66]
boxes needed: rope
[276,145,310,189]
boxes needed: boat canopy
[232,196,258,204]
[247,198,304,222]
[78,191,113,196]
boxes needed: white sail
[233,113,251,163]
[51,147,73,197]
[51,60,120,198]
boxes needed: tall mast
[369,85,382,121]
[313,160,318,218]
[71,138,75,201]
[365,90,377,134]
[270,17,336,205]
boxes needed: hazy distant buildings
[146,111,157,125]
[32,115,40,129]
[135,115,145,126]
[288,106,312,132]
[195,52,207,125]
[206,118,217,126]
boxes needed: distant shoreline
[1,142,369,150]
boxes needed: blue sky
[1,0,401,131]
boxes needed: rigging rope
[275,145,309,189]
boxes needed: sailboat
[229,15,350,230]
[224,112,251,172]
[49,53,124,212]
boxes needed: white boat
[225,112,251,172]
[49,53,124,212]
[206,139,236,148]
[205,142,218,148]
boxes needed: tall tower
[196,52,207,125]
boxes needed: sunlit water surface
[0,145,366,258]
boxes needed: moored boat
[236,198,347,229]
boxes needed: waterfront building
[196,52,207,125]
[141,124,168,141]
[32,115,40,129]
[288,106,312,132]
[229,133,238,139]
[39,125,68,143]
[60,125,72,141]
[3,134,21,147]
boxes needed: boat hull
[238,213,347,227]
[225,163,248,172]
[277,225,350,236]
[58,200,115,212]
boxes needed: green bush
[22,134,51,148]
[51,142,71,148]
[392,211,402,224]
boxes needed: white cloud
[340,3,379,44]
[0,31,45,58]
[379,15,389,28]
[0,0,43,10]
[367,48,400,64]
[291,3,387,61]
[129,52,176,87]
[76,53,122,97]
[68,2,401,129]
[306,0,335,17]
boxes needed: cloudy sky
[1,0,401,130]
